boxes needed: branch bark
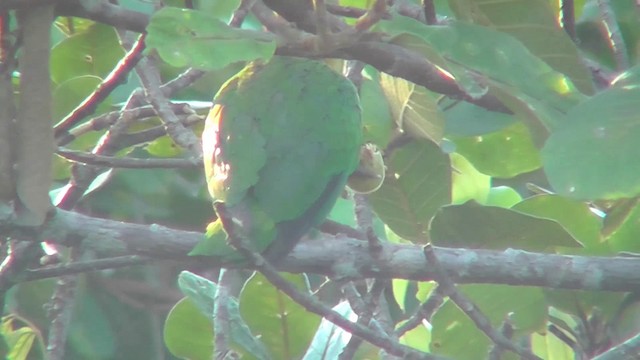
[5,208,640,292]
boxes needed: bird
[196,56,363,263]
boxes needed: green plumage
[199,56,362,261]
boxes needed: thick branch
[6,209,640,292]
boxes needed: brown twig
[396,286,445,337]
[23,255,150,281]
[229,0,256,28]
[597,0,629,70]
[56,148,201,169]
[487,318,515,360]
[136,53,202,157]
[560,0,576,41]
[422,0,437,25]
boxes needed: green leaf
[542,85,640,200]
[379,73,445,144]
[146,8,276,70]
[449,0,594,95]
[375,17,585,113]
[50,23,124,84]
[145,135,183,158]
[605,201,640,253]
[485,186,522,208]
[369,140,451,241]
[431,285,546,360]
[360,75,395,149]
[176,271,271,360]
[452,121,542,178]
[530,331,575,360]
[1,316,43,360]
[451,153,490,205]
[429,201,583,250]
[164,298,214,360]
[444,101,517,137]
[240,273,321,360]
[301,301,356,360]
[512,195,606,254]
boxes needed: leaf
[429,201,583,250]
[484,186,522,208]
[450,153,490,205]
[379,73,445,144]
[431,285,546,360]
[375,17,585,113]
[542,85,640,200]
[444,100,517,137]
[369,140,451,241]
[1,316,42,360]
[164,298,214,360]
[513,195,606,254]
[452,121,542,178]
[449,0,594,95]
[176,271,271,360]
[302,301,357,360]
[240,272,321,360]
[360,75,395,149]
[50,23,125,84]
[146,8,276,70]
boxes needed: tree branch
[1,208,639,292]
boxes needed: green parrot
[197,56,362,262]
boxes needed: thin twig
[213,269,238,360]
[560,0,576,41]
[56,148,201,169]
[136,53,202,157]
[339,280,387,359]
[487,318,514,360]
[592,330,640,360]
[23,255,150,281]
[597,0,629,70]
[423,244,542,360]
[355,0,387,32]
[57,103,197,147]
[45,247,80,360]
[230,0,256,28]
[422,0,437,25]
[396,286,445,337]
[354,194,383,254]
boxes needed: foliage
[2,0,640,359]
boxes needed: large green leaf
[449,0,594,95]
[375,17,585,114]
[146,8,276,70]
[360,75,395,149]
[450,153,490,205]
[431,285,546,360]
[542,85,640,200]
[164,298,214,360]
[430,201,583,250]
[50,23,124,84]
[369,140,451,241]
[513,195,606,254]
[240,273,321,360]
[379,73,445,144]
[176,271,271,360]
[452,121,541,178]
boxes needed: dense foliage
[1,0,640,359]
